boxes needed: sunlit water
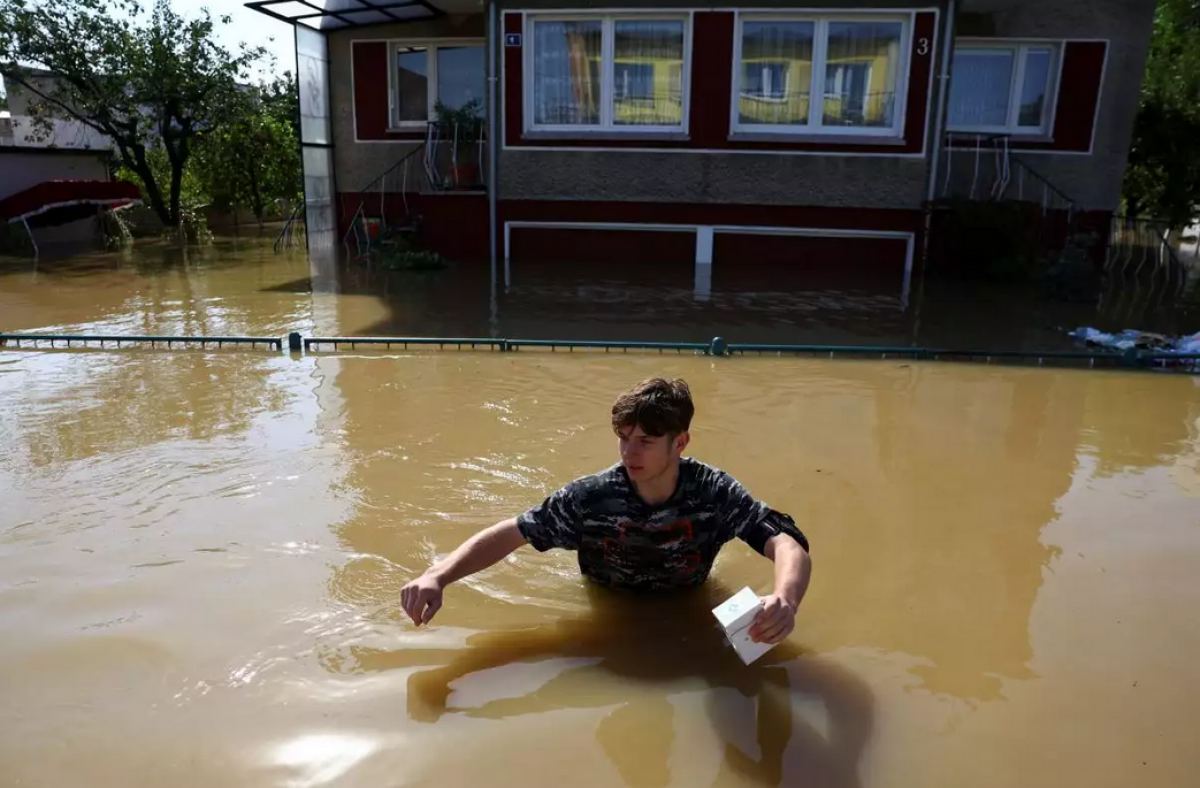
[1,237,1198,787]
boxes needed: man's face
[617,424,687,484]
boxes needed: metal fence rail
[0,333,282,350]
[2,332,1197,373]
[304,336,506,351]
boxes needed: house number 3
[917,37,929,55]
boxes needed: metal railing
[342,143,428,258]
[939,133,1077,217]
[0,333,282,350]
[423,121,487,192]
[273,201,306,253]
[1098,215,1193,323]
[4,332,1196,373]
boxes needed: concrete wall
[0,77,114,150]
[328,15,485,191]
[947,0,1155,210]
[0,149,110,198]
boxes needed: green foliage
[377,248,448,271]
[368,229,448,271]
[116,144,206,214]
[434,98,484,154]
[0,219,35,256]
[172,205,212,245]
[0,0,265,229]
[190,75,301,223]
[1122,0,1200,229]
[97,207,134,250]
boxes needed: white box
[711,586,776,665]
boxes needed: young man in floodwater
[401,377,812,645]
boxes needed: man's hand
[748,593,797,644]
[401,573,444,626]
[398,518,528,628]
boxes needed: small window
[527,15,690,133]
[734,15,908,136]
[389,41,484,128]
[947,42,1058,135]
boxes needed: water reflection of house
[248,1,1154,303]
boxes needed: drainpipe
[925,0,956,203]
[914,0,956,340]
[487,0,499,300]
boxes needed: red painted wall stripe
[510,227,698,266]
[712,234,908,292]
[1015,41,1108,153]
[504,12,524,147]
[500,199,923,234]
[336,192,925,261]
[690,12,735,149]
[354,41,425,141]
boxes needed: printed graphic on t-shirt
[517,458,808,592]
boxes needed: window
[389,41,484,127]
[744,62,790,101]
[526,15,690,132]
[615,63,655,101]
[734,15,909,136]
[947,43,1058,135]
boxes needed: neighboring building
[0,73,135,253]
[248,0,1155,301]
[1,70,112,150]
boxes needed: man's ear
[675,431,690,455]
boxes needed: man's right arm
[400,517,527,626]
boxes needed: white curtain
[822,21,901,128]
[948,49,1014,128]
[612,20,684,126]
[739,21,814,126]
[532,20,602,125]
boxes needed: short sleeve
[713,472,809,556]
[516,481,583,552]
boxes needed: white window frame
[946,40,1061,136]
[387,38,485,130]
[523,12,693,135]
[730,12,913,138]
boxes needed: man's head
[611,378,693,484]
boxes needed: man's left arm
[749,534,812,645]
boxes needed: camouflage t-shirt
[516,458,808,592]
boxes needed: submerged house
[248,0,1154,301]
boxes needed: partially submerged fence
[2,332,1197,373]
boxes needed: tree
[0,0,264,227]
[1122,0,1200,230]
[192,75,301,223]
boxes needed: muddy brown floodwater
[1,237,1198,787]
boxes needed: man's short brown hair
[611,378,694,437]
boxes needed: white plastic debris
[1068,327,1197,354]
[711,586,775,665]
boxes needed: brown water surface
[1,238,1199,787]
